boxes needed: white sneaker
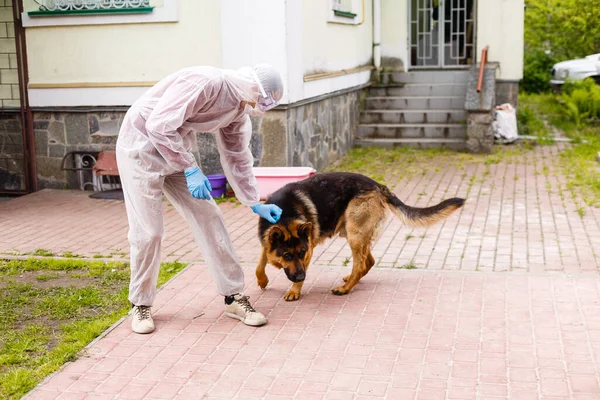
[131,305,154,334]
[224,294,267,326]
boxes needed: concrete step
[354,137,467,150]
[369,83,467,97]
[365,96,465,110]
[358,123,467,139]
[360,109,467,124]
[381,70,471,85]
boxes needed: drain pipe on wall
[373,0,381,76]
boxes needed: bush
[560,78,600,127]
[521,49,556,94]
[517,102,551,140]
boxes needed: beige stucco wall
[477,0,524,80]
[25,0,221,85]
[380,0,408,71]
[302,0,373,75]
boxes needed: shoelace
[135,306,151,320]
[235,296,256,313]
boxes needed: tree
[525,0,600,61]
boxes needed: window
[29,0,154,16]
[329,0,360,24]
[23,0,178,27]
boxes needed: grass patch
[516,100,554,144]
[32,249,53,257]
[214,196,241,207]
[0,258,186,399]
[398,260,417,270]
[92,254,112,259]
[521,93,600,207]
[559,134,600,207]
[61,252,84,259]
[327,145,534,190]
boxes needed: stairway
[356,71,470,149]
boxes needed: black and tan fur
[256,172,465,301]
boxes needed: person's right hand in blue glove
[251,203,282,224]
[184,166,212,200]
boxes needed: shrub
[560,78,600,127]
[521,49,556,94]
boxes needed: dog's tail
[383,188,465,228]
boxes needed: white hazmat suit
[116,65,283,307]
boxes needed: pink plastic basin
[252,167,316,200]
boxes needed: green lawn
[0,257,186,400]
[519,92,600,208]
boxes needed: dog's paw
[331,285,349,296]
[257,276,269,290]
[283,290,301,301]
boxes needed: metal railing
[41,0,150,11]
[477,46,489,93]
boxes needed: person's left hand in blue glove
[184,166,212,200]
[251,203,282,224]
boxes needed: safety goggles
[251,70,280,111]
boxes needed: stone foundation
[19,85,363,189]
[0,112,25,191]
[32,111,124,189]
[466,112,494,154]
[465,65,496,154]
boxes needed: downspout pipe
[373,0,381,74]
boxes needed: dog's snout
[294,271,306,281]
[284,268,306,282]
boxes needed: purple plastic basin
[207,174,227,198]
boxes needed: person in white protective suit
[116,64,284,334]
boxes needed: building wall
[25,0,221,85]
[302,0,373,75]
[31,111,122,189]
[0,1,18,108]
[380,0,408,71]
[0,112,25,191]
[476,0,525,81]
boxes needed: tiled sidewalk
[1,144,599,274]
[23,265,600,399]
[3,144,600,399]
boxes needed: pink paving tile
[268,378,302,396]
[118,383,154,400]
[540,379,570,397]
[357,379,389,397]
[146,382,182,399]
[330,373,361,392]
[570,375,600,393]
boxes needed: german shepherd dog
[255,172,465,301]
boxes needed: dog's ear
[268,226,284,244]
[298,222,313,240]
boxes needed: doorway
[409,0,476,68]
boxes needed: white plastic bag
[493,103,519,144]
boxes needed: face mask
[251,70,280,112]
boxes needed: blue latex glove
[251,204,282,224]
[184,166,212,200]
